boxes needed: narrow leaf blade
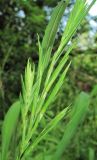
[42,1,68,53]
[1,101,20,160]
[54,92,90,159]
[23,107,69,157]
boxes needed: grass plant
[0,0,96,159]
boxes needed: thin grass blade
[23,107,69,157]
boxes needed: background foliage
[0,0,97,159]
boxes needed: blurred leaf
[53,92,90,160]
[1,101,20,160]
[91,84,97,97]
[89,148,95,160]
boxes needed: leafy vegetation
[0,0,97,160]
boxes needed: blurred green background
[0,0,97,159]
